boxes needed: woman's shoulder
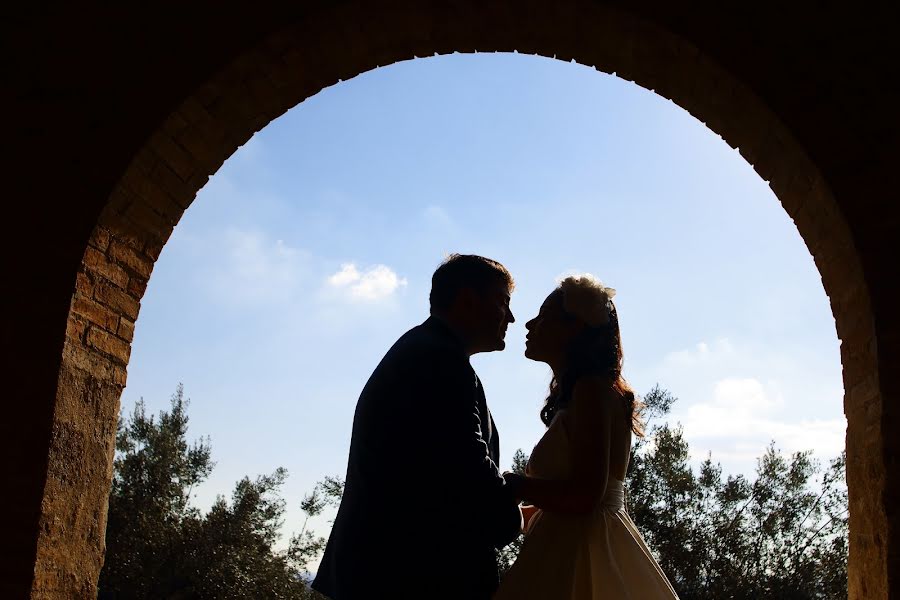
[571,375,629,414]
[572,374,617,395]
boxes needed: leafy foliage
[625,386,848,599]
[99,386,326,599]
[497,448,530,572]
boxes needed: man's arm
[421,352,522,548]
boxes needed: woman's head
[525,275,621,373]
[526,274,642,434]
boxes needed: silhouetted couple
[313,255,679,599]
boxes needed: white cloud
[676,375,845,466]
[326,263,408,302]
[328,263,362,287]
[641,338,846,473]
[661,338,735,368]
[680,377,781,443]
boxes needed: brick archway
[10,3,894,599]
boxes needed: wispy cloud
[645,338,846,470]
[679,377,843,459]
[423,205,453,227]
[326,263,408,302]
[661,338,736,368]
[208,229,310,306]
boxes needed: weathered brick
[65,316,88,342]
[127,276,149,298]
[148,188,187,224]
[162,109,191,139]
[121,199,173,241]
[143,240,166,262]
[94,281,140,321]
[86,327,131,365]
[72,296,119,333]
[117,318,135,342]
[108,240,154,279]
[82,247,129,289]
[89,227,111,252]
[75,271,92,295]
[64,340,127,386]
[149,131,195,182]
[151,158,192,202]
[173,127,223,175]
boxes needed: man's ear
[456,287,480,310]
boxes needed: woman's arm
[505,377,615,515]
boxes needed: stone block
[117,318,135,342]
[93,281,140,321]
[82,247,129,289]
[108,240,154,280]
[86,327,131,365]
[72,296,119,333]
[149,132,195,182]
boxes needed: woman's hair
[540,280,644,436]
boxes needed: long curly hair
[540,288,644,436]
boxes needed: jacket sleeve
[418,351,522,549]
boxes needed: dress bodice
[525,410,573,480]
[525,409,625,512]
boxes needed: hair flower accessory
[558,274,617,327]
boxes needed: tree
[625,385,848,599]
[100,386,324,599]
[497,448,530,572]
[101,384,213,598]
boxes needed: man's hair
[429,254,514,312]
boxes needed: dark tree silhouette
[625,386,848,600]
[99,385,324,599]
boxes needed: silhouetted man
[313,254,523,600]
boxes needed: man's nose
[508,310,515,324]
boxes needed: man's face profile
[469,281,515,353]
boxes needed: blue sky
[124,53,845,551]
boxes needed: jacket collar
[423,315,469,356]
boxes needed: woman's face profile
[524,290,583,365]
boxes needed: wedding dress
[494,409,679,600]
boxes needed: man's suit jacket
[312,317,522,599]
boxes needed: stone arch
[26,3,886,598]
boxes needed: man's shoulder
[393,320,465,358]
[376,321,472,382]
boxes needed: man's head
[429,254,515,354]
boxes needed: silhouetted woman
[496,275,679,599]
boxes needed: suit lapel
[474,374,500,465]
